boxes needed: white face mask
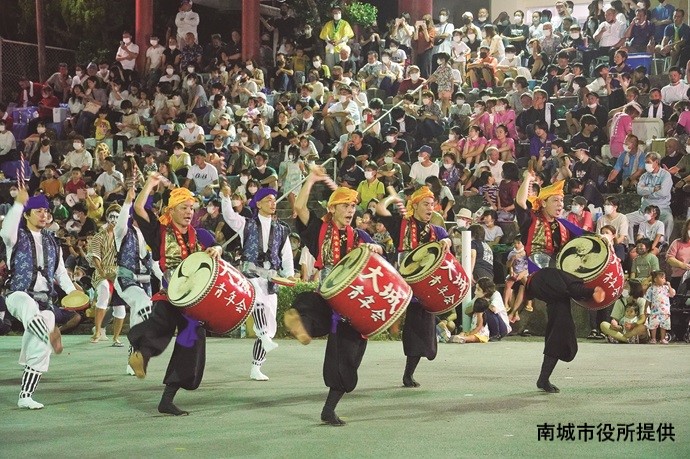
[123,37,131,44]
[439,15,448,23]
[473,107,481,114]
[644,213,653,222]
[443,162,453,170]
[364,171,375,180]
[456,99,465,106]
[166,68,174,75]
[73,142,82,150]
[173,149,183,155]
[206,205,216,213]
[150,39,158,46]
[571,205,581,214]
[551,148,558,156]
[386,135,396,143]
[588,103,597,109]
[505,53,515,60]
[452,36,461,43]
[621,289,630,298]
[339,95,348,103]
[169,45,177,50]
[240,176,249,185]
[410,73,420,82]
[513,16,522,24]
[333,13,341,21]
[187,66,195,74]
[313,60,321,67]
[417,156,425,162]
[246,65,254,72]
[448,134,456,141]
[382,57,390,64]
[544,29,552,37]
[247,186,258,194]
[186,122,194,129]
[604,205,614,215]
[456,220,468,228]
[570,33,580,39]
[346,124,355,133]
[10,190,18,198]
[384,157,394,164]
[644,163,655,173]
[37,127,46,134]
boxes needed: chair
[652,56,671,76]
[589,56,609,77]
[632,118,664,142]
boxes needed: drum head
[556,235,609,282]
[399,242,444,283]
[272,276,296,287]
[167,252,217,307]
[320,247,369,299]
[61,291,90,311]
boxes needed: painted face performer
[220,185,295,381]
[127,174,224,416]
[88,203,127,346]
[375,186,452,387]
[516,174,605,392]
[114,186,154,376]
[283,167,381,426]
[1,189,78,409]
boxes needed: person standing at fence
[17,77,44,107]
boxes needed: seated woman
[458,124,487,169]
[450,297,490,343]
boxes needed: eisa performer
[220,185,296,381]
[515,176,605,392]
[1,189,76,409]
[375,186,452,387]
[284,167,381,426]
[127,174,224,416]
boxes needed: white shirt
[595,20,626,47]
[96,170,125,194]
[116,43,140,71]
[64,149,94,169]
[1,203,75,295]
[220,196,294,277]
[146,45,165,70]
[186,162,219,190]
[175,10,200,40]
[114,202,149,263]
[0,130,16,156]
[661,81,690,105]
[433,21,455,54]
[328,100,361,125]
[409,161,440,185]
[475,159,505,184]
[178,124,205,144]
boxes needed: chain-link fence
[0,37,76,104]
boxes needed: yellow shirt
[356,178,384,209]
[319,20,354,54]
[86,195,104,221]
[170,151,192,172]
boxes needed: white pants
[249,277,277,339]
[625,208,674,245]
[114,282,152,328]
[6,292,54,373]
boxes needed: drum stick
[323,176,338,191]
[386,186,407,215]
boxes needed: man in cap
[128,175,224,415]
[376,186,452,387]
[87,202,127,346]
[284,166,380,426]
[1,188,78,409]
[220,185,295,381]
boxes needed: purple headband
[249,188,278,210]
[25,195,50,211]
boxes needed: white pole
[461,230,472,333]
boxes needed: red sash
[314,221,354,269]
[159,223,197,272]
[525,212,569,256]
[398,217,437,252]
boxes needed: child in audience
[450,297,490,343]
[475,277,511,340]
[94,108,111,141]
[645,270,675,344]
[505,237,529,322]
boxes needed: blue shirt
[651,4,675,43]
[613,149,645,180]
[529,133,556,158]
[663,22,690,44]
[637,168,673,209]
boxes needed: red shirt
[566,210,594,232]
[65,178,86,195]
[38,95,60,119]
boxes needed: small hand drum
[61,291,90,311]
[399,241,470,314]
[320,246,412,339]
[556,235,624,310]
[167,252,255,334]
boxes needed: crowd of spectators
[1,0,690,343]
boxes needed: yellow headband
[327,187,359,208]
[528,180,564,212]
[406,186,435,218]
[159,187,195,225]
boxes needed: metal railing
[360,82,425,136]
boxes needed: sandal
[90,336,100,344]
[524,301,534,312]
[649,338,657,344]
[112,340,124,347]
